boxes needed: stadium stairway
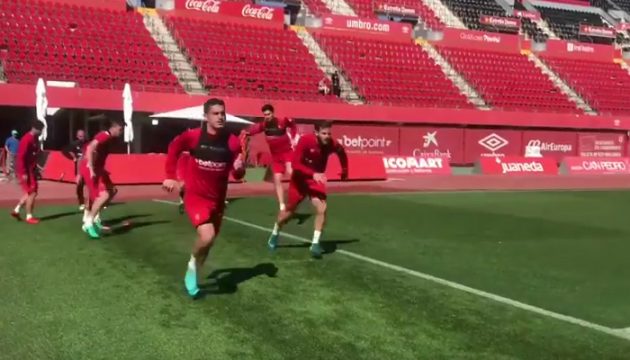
[418,40,489,109]
[293,27,364,104]
[526,51,595,114]
[319,0,356,16]
[139,9,207,95]
[420,0,467,29]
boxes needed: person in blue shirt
[4,130,19,180]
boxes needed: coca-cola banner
[513,10,541,21]
[321,15,412,38]
[436,28,523,53]
[174,0,284,24]
[521,130,577,161]
[560,157,630,175]
[382,156,451,176]
[398,127,464,164]
[578,132,627,157]
[579,24,616,38]
[541,39,619,62]
[464,129,522,163]
[479,15,521,29]
[375,4,417,17]
[476,156,558,175]
[334,125,399,155]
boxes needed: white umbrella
[35,78,48,145]
[150,105,253,125]
[123,83,134,154]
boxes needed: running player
[162,98,245,297]
[10,120,45,224]
[62,129,88,210]
[80,118,124,239]
[267,121,348,258]
[243,104,298,211]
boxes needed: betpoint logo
[478,133,508,152]
[527,139,572,152]
[339,135,392,150]
[241,4,275,21]
[195,158,226,170]
[324,17,333,25]
[567,42,594,53]
[185,0,220,13]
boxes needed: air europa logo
[527,139,572,152]
[339,135,392,149]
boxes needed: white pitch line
[151,199,630,341]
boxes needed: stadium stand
[164,15,340,102]
[541,57,630,114]
[535,5,615,44]
[0,0,183,93]
[313,32,473,108]
[437,47,578,112]
[302,0,333,17]
[440,0,547,40]
[343,0,445,30]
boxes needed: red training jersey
[80,131,114,172]
[165,127,244,201]
[16,132,39,177]
[292,133,348,178]
[247,117,297,156]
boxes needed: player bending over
[162,98,245,297]
[81,118,124,239]
[267,121,347,258]
[243,104,298,212]
[10,120,45,224]
[62,129,88,211]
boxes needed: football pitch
[2,190,630,359]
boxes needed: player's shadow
[278,238,360,255]
[103,214,151,226]
[198,263,278,296]
[39,211,79,221]
[291,213,312,225]
[109,220,171,235]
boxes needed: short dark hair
[109,117,125,127]
[32,120,45,131]
[204,98,225,114]
[314,121,333,131]
[261,104,274,113]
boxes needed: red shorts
[270,152,292,175]
[184,193,225,232]
[287,178,326,211]
[19,172,38,194]
[80,166,114,202]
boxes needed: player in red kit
[162,98,245,298]
[80,118,124,239]
[10,120,45,224]
[244,104,298,211]
[267,121,348,258]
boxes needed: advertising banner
[521,131,577,161]
[513,10,541,21]
[560,157,630,175]
[578,132,627,157]
[479,15,521,29]
[375,4,417,17]
[382,156,451,175]
[476,156,558,175]
[542,39,618,62]
[436,28,522,53]
[464,129,522,163]
[321,14,412,38]
[579,24,616,38]
[334,125,400,155]
[174,0,284,23]
[398,127,465,164]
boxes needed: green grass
[2,191,630,359]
